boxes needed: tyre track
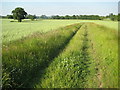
[2,24,82,88]
[36,24,92,88]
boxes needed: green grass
[35,24,90,88]
[2,19,118,43]
[94,21,118,30]
[2,23,82,88]
[2,19,118,88]
[2,19,82,43]
[86,23,118,88]
[34,23,118,88]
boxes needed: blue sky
[1,0,119,16]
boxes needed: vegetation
[36,24,90,88]
[40,15,49,19]
[34,23,118,88]
[1,7,119,21]
[2,7,118,87]
[7,15,13,19]
[2,24,82,88]
[2,21,118,88]
[2,19,118,43]
[2,19,83,43]
[51,15,101,20]
[12,7,27,22]
[86,23,118,88]
[106,13,118,21]
[26,14,37,21]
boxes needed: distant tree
[76,15,79,19]
[12,7,27,22]
[72,15,76,19]
[109,13,115,21]
[50,15,103,20]
[55,15,60,19]
[51,15,61,19]
[7,15,13,19]
[27,14,36,21]
[40,15,48,19]
[65,15,70,19]
[60,16,65,19]
[99,16,105,20]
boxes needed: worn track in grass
[2,23,82,88]
[2,22,118,88]
[35,24,92,88]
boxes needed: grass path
[2,23,82,88]
[35,24,91,88]
[35,23,118,88]
[2,22,118,88]
[86,23,118,88]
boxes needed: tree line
[0,7,119,22]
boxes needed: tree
[12,7,27,22]
[40,15,48,19]
[109,13,115,21]
[7,15,13,19]
[27,14,36,21]
[72,15,76,19]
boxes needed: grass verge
[2,23,82,88]
[35,24,91,88]
[86,23,118,88]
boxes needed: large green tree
[12,7,27,22]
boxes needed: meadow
[2,19,118,43]
[2,19,118,88]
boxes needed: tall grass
[86,23,118,88]
[2,23,82,88]
[35,24,92,88]
[2,20,118,88]
[34,23,118,88]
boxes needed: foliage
[40,15,48,19]
[7,15,13,19]
[51,15,101,20]
[12,7,27,22]
[26,14,36,21]
[106,13,118,21]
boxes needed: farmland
[2,19,118,43]
[2,19,118,88]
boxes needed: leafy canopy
[12,7,27,22]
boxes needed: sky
[0,0,119,16]
[1,0,120,2]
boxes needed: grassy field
[35,23,118,88]
[2,19,118,43]
[2,19,118,88]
